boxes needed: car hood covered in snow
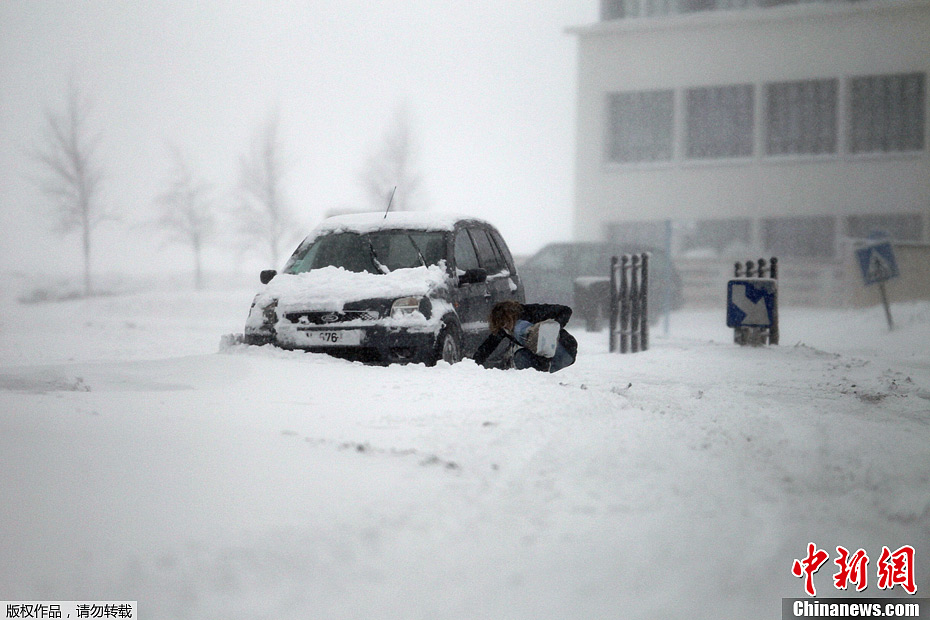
[256,264,450,313]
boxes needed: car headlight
[246,297,278,332]
[391,296,431,320]
[263,299,279,326]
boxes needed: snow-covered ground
[1,279,928,619]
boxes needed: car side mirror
[459,268,487,285]
[260,269,277,285]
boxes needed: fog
[0,1,594,282]
[2,4,929,616]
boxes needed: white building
[568,0,929,304]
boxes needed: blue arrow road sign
[727,279,777,328]
[856,242,899,285]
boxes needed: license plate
[299,329,362,346]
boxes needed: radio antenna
[383,186,397,219]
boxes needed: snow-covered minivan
[243,212,524,365]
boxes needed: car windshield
[284,230,447,274]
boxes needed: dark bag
[524,328,577,372]
[559,329,578,361]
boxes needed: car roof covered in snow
[315,211,487,235]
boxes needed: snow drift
[1,284,928,619]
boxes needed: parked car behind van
[518,242,684,330]
[243,212,524,365]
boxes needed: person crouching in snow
[472,300,578,372]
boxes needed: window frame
[468,227,506,275]
[845,214,924,242]
[762,215,837,259]
[605,89,676,164]
[764,78,839,157]
[453,227,480,274]
[685,84,756,160]
[602,73,927,171]
[847,72,926,155]
[487,228,516,274]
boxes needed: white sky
[0,1,596,279]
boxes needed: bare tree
[235,112,297,267]
[155,145,216,290]
[360,106,423,212]
[30,81,106,296]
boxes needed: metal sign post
[878,282,894,331]
[855,241,899,331]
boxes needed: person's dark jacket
[472,303,576,367]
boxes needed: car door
[452,225,492,352]
[488,227,524,302]
[470,225,518,307]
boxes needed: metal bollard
[609,252,650,353]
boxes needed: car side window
[453,228,480,273]
[469,227,505,274]
[488,229,515,273]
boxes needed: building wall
[571,0,930,244]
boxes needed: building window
[762,215,836,258]
[677,218,754,257]
[606,90,675,163]
[686,85,755,159]
[765,79,838,156]
[845,214,924,242]
[601,0,624,19]
[606,220,671,249]
[677,0,716,12]
[601,0,881,19]
[602,0,678,18]
[848,73,925,154]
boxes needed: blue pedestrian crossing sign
[856,242,899,285]
[727,279,777,328]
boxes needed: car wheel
[433,324,462,365]
[243,333,273,346]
